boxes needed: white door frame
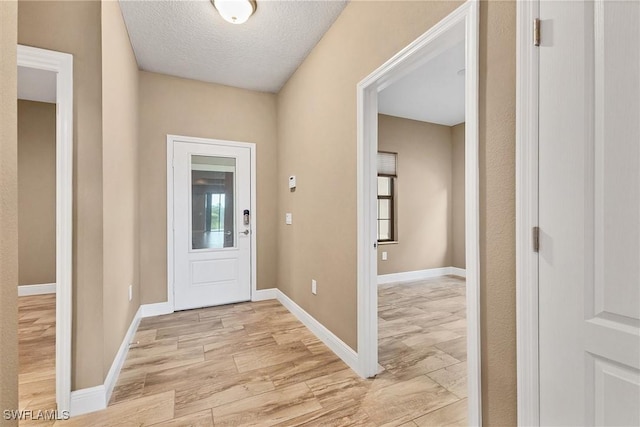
[17,45,74,414]
[166,135,257,311]
[356,1,481,424]
[515,1,540,425]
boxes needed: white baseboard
[275,289,360,375]
[104,305,143,404]
[18,283,56,296]
[449,267,466,278]
[70,303,147,417]
[136,289,280,314]
[140,302,173,318]
[69,385,106,417]
[378,266,466,285]
[252,288,277,301]
[378,267,450,285]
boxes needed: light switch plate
[382,251,388,261]
[285,213,293,225]
[311,279,317,295]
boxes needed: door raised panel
[593,357,640,427]
[191,258,238,286]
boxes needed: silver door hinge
[533,226,540,252]
[533,18,541,46]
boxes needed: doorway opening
[356,1,480,424]
[375,35,468,422]
[17,45,73,414]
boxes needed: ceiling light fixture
[212,0,257,25]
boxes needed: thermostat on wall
[289,175,296,189]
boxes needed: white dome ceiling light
[212,0,257,25]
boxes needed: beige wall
[277,1,516,425]
[277,0,465,353]
[18,0,105,389]
[452,122,465,269]
[17,100,56,286]
[0,1,19,422]
[376,114,453,275]
[478,3,517,424]
[101,0,140,376]
[138,72,278,304]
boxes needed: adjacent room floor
[54,276,467,426]
[378,276,467,424]
[18,293,57,426]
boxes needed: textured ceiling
[119,0,348,93]
[379,40,466,127]
[18,66,56,103]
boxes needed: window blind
[377,152,397,176]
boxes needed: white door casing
[357,1,481,424]
[520,1,640,425]
[171,137,254,310]
[17,45,74,414]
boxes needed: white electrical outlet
[311,279,317,295]
[382,251,388,261]
[128,285,133,301]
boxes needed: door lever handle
[241,229,250,235]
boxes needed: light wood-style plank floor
[19,277,467,426]
[18,293,57,427]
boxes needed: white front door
[538,1,640,425]
[173,139,252,310]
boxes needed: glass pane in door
[191,155,236,249]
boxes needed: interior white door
[538,1,640,425]
[173,140,252,310]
